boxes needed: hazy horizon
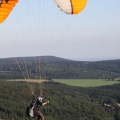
[0,0,120,61]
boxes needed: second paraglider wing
[54,0,87,14]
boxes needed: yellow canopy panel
[0,0,18,23]
[72,0,87,14]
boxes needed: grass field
[53,79,120,87]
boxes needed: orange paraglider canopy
[0,0,18,23]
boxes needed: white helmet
[38,96,43,102]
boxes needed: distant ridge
[0,56,71,64]
[0,56,120,79]
[0,56,120,63]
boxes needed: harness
[28,99,42,117]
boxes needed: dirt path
[7,79,48,83]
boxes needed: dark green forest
[0,56,120,79]
[1,56,120,119]
[0,80,120,120]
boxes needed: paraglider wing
[0,0,18,23]
[54,0,87,14]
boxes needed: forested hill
[1,81,120,120]
[0,56,70,64]
[0,56,120,79]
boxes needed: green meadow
[53,79,120,87]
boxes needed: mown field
[54,79,120,87]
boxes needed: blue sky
[0,0,120,61]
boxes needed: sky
[0,0,120,61]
